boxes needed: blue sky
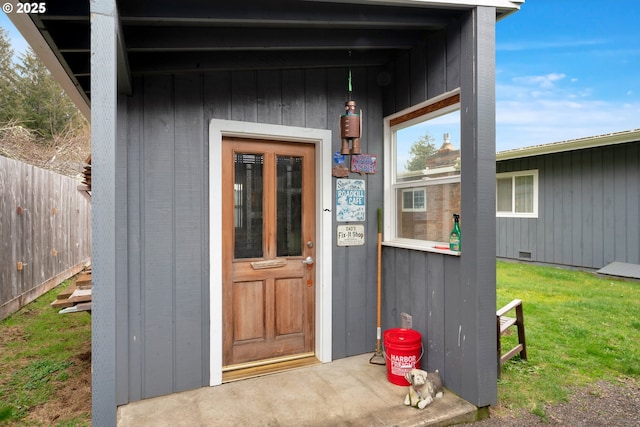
[3,1,639,152]
[496,0,640,151]
[0,13,28,61]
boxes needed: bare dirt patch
[23,346,92,426]
[471,377,640,426]
[0,325,26,347]
[0,325,30,377]
[0,321,91,426]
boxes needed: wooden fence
[0,155,91,320]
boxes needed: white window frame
[383,89,461,252]
[496,169,539,218]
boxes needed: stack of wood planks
[51,268,92,314]
[77,154,91,200]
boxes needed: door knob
[301,256,314,265]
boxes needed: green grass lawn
[0,278,91,426]
[496,260,640,417]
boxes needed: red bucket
[383,328,423,386]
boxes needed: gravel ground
[469,377,640,426]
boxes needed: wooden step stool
[496,299,527,377]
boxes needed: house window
[384,91,461,249]
[496,170,538,218]
[402,188,426,212]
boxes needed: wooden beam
[118,2,453,29]
[128,49,398,74]
[123,27,424,52]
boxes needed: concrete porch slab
[597,261,640,280]
[117,353,479,427]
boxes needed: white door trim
[209,119,333,386]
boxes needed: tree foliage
[405,132,437,171]
[0,27,20,124]
[0,28,86,139]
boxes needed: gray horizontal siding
[496,141,640,269]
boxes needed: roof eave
[307,0,524,19]
[7,7,91,121]
[496,129,640,161]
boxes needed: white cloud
[512,73,566,89]
[496,72,640,151]
[496,60,640,151]
[496,69,640,151]
[496,98,640,151]
[496,39,606,52]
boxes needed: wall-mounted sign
[336,224,365,246]
[351,154,377,174]
[336,178,365,222]
[332,151,350,177]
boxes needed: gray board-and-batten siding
[496,140,640,270]
[106,8,497,409]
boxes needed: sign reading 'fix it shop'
[336,224,365,246]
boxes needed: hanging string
[347,50,353,100]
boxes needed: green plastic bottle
[449,213,461,252]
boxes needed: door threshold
[222,353,319,383]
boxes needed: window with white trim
[384,91,461,249]
[401,188,426,212]
[496,170,538,218]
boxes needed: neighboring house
[496,129,640,270]
[9,0,523,424]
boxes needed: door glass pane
[277,155,303,256]
[234,153,263,259]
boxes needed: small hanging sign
[336,178,366,222]
[332,151,350,177]
[336,224,365,246]
[351,154,377,174]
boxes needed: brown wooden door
[222,137,316,370]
